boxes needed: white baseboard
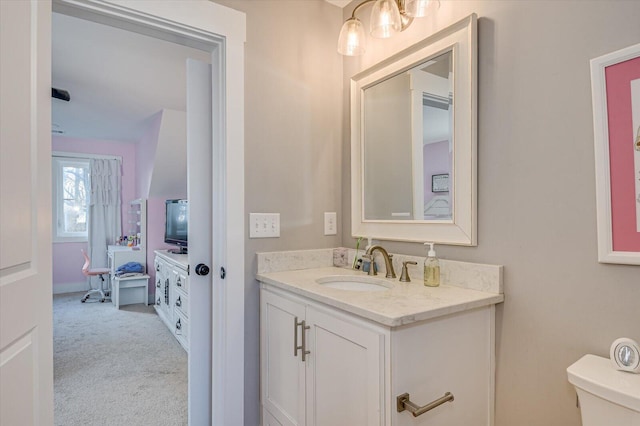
[53,281,88,295]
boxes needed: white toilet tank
[567,354,640,426]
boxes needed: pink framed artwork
[591,43,640,265]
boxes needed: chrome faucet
[364,245,396,279]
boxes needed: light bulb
[337,17,366,56]
[370,0,401,39]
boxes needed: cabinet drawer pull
[176,318,182,331]
[293,317,311,362]
[176,297,182,307]
[396,392,454,417]
[177,278,182,287]
[156,279,161,288]
[156,297,161,306]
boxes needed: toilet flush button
[610,338,640,373]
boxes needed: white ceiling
[53,3,349,143]
[52,13,210,143]
[325,0,351,7]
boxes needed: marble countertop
[257,266,504,328]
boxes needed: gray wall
[214,0,640,425]
[342,1,640,425]
[211,1,344,425]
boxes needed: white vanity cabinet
[154,250,189,352]
[389,306,495,426]
[261,287,384,426]
[260,282,496,426]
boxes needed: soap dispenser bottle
[423,242,440,287]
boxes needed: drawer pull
[397,392,454,417]
[156,297,161,306]
[156,279,161,288]
[176,319,182,331]
[176,277,182,287]
[176,297,182,307]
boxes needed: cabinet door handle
[293,317,310,361]
[396,392,454,417]
[293,317,301,357]
[300,320,310,362]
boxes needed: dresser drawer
[174,291,188,318]
[173,269,189,294]
[174,310,189,350]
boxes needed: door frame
[51,1,246,424]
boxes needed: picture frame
[432,173,449,193]
[591,43,640,265]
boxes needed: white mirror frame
[351,14,477,245]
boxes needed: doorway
[51,1,246,424]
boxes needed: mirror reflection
[363,51,453,221]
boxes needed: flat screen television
[165,199,188,254]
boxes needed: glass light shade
[338,17,366,56]
[404,0,431,17]
[370,0,401,39]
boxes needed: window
[52,157,90,241]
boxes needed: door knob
[195,263,210,276]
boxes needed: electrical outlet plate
[250,213,280,238]
[324,212,337,235]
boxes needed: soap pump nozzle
[425,242,436,257]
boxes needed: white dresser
[154,250,189,352]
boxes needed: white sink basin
[315,275,392,292]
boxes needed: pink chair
[80,249,111,303]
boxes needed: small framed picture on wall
[591,42,640,265]
[432,174,449,193]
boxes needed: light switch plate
[250,213,280,238]
[324,212,337,235]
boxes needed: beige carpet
[53,292,187,426]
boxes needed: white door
[260,289,307,426]
[0,1,245,423]
[305,307,384,426]
[0,1,54,425]
[186,58,213,425]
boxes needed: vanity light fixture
[337,0,439,56]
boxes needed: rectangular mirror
[351,14,477,245]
